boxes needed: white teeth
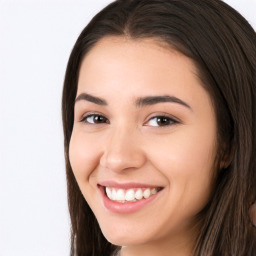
[151,188,157,195]
[125,189,135,201]
[105,187,160,202]
[106,187,112,200]
[116,189,125,201]
[135,189,143,200]
[143,188,151,198]
[112,189,117,200]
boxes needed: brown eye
[81,114,109,124]
[147,116,177,127]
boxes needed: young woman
[62,0,256,255]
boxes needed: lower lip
[99,186,162,214]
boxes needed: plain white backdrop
[0,1,255,255]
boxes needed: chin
[104,233,149,247]
[98,221,153,246]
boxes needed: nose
[100,126,146,172]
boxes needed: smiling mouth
[98,183,164,213]
[104,187,163,203]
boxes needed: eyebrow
[75,93,107,106]
[135,95,191,110]
[75,93,192,110]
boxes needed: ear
[249,202,256,227]
[219,144,234,169]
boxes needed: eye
[146,116,178,127]
[80,114,109,124]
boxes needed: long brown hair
[62,0,256,255]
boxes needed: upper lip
[98,180,163,189]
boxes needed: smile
[98,182,164,214]
[105,187,161,203]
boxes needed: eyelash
[79,113,179,128]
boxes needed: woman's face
[69,37,217,252]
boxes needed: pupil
[157,117,168,126]
[94,116,105,123]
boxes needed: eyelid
[146,112,180,121]
[144,113,180,127]
[79,112,109,124]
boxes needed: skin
[69,36,218,256]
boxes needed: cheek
[148,126,216,172]
[69,130,102,183]
[146,126,217,212]
[69,130,105,213]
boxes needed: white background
[0,1,255,255]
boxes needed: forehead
[77,36,202,97]
[80,36,196,72]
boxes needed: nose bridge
[100,123,146,172]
